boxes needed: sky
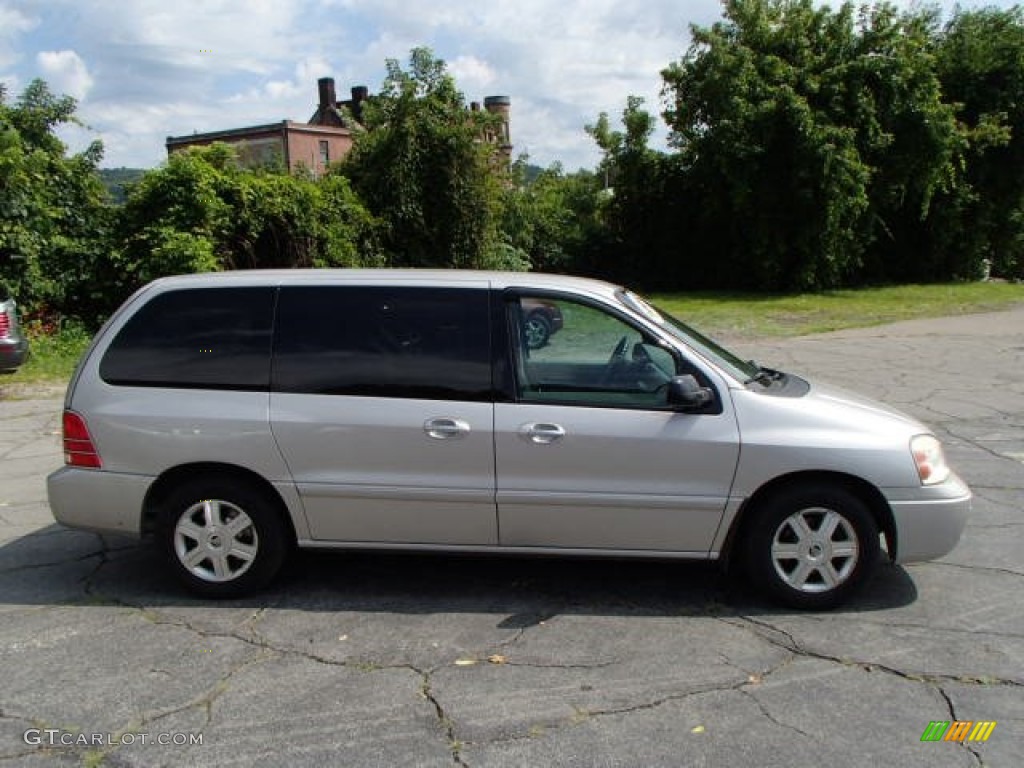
[1,0,1018,171]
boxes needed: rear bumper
[884,474,971,563]
[47,467,152,537]
[0,337,29,371]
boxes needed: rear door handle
[424,418,471,440]
[520,423,566,445]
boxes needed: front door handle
[520,423,566,445]
[424,418,471,440]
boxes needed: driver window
[511,296,678,408]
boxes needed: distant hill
[99,168,147,203]
[522,164,544,184]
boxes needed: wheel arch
[721,470,896,569]
[142,462,297,547]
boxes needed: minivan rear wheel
[743,483,879,610]
[157,478,289,598]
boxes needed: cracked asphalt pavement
[1,308,1022,767]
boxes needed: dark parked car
[0,285,29,373]
[521,298,563,349]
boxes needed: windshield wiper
[744,361,785,387]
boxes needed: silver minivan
[47,270,970,609]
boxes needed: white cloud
[65,0,309,76]
[0,5,38,70]
[449,55,496,92]
[309,0,714,169]
[0,5,37,40]
[37,49,94,99]
[228,55,334,104]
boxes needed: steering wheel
[600,336,630,386]
[607,336,629,364]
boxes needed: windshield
[616,290,760,383]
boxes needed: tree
[931,6,1024,279]
[585,97,684,287]
[660,0,960,289]
[339,48,506,269]
[498,157,608,274]
[116,144,381,290]
[0,79,114,322]
[115,144,233,287]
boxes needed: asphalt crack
[928,560,1024,579]
[0,709,38,763]
[942,425,1024,464]
[0,549,105,575]
[30,649,276,766]
[727,615,1024,689]
[835,617,1024,641]
[476,649,799,751]
[142,611,359,670]
[937,686,984,768]
[738,687,816,741]
[419,669,468,767]
[579,678,750,720]
[502,659,620,670]
[0,531,137,577]
[77,594,468,766]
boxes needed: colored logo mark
[920,721,996,743]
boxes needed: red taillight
[63,410,102,468]
[0,310,9,338]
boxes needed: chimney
[350,85,369,122]
[318,77,337,108]
[484,95,512,153]
[484,95,510,118]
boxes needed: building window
[318,140,329,167]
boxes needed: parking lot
[1,308,1022,767]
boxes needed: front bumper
[47,467,152,537]
[884,473,971,563]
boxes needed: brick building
[166,78,511,175]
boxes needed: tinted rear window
[100,287,276,389]
[273,286,491,400]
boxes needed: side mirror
[667,374,714,411]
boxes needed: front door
[495,294,740,553]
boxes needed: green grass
[651,281,1024,340]
[1,323,92,394]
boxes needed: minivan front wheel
[158,478,288,598]
[744,484,879,610]
[524,313,552,349]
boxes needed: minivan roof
[145,269,624,299]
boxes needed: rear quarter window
[99,287,276,390]
[272,286,492,401]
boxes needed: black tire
[157,477,290,598]
[743,483,879,610]
[524,313,552,350]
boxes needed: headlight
[911,434,950,485]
